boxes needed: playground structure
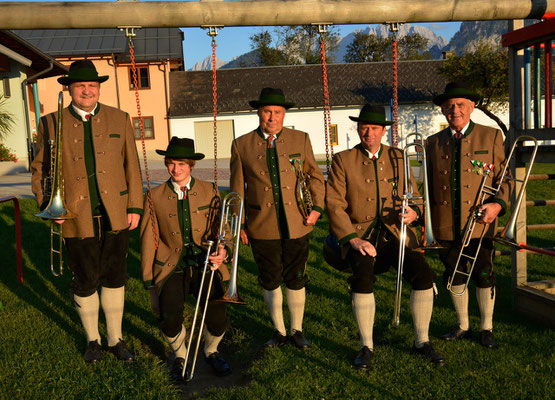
[1,1,553,325]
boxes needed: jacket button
[356,225,362,230]
[168,263,172,267]
[445,155,449,159]
[257,154,263,159]
[192,192,197,196]
[365,216,371,220]
[442,201,448,205]
[266,202,272,207]
[76,177,80,180]
[73,157,78,161]
[264,186,269,191]
[367,197,371,201]
[363,161,369,165]
[442,185,447,190]
[365,178,370,183]
[443,170,448,174]
[466,152,471,157]
[73,123,78,128]
[466,168,471,172]
[194,228,200,232]
[175,248,179,252]
[260,171,265,175]
[168,196,172,199]
[465,200,471,204]
[171,232,176,236]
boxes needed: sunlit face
[258,105,286,135]
[357,122,387,153]
[441,98,475,132]
[69,81,100,112]
[166,159,193,187]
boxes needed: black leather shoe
[289,330,312,350]
[170,357,185,381]
[263,330,288,348]
[205,352,232,377]
[83,340,102,363]
[353,346,373,370]
[412,342,446,366]
[441,326,472,341]
[107,340,134,362]
[479,330,498,349]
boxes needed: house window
[133,117,154,139]
[129,66,150,89]
[440,123,450,131]
[329,124,338,146]
[2,78,10,98]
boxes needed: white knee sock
[286,287,306,334]
[410,288,434,347]
[164,325,187,359]
[74,292,101,344]
[263,287,286,336]
[100,286,125,347]
[203,325,224,357]
[449,284,470,330]
[476,287,495,331]
[351,292,375,350]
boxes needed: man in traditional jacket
[230,88,325,349]
[426,82,510,349]
[141,137,231,380]
[326,105,445,369]
[31,60,143,362]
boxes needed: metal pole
[0,1,553,29]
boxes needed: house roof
[12,28,184,62]
[0,30,68,80]
[169,60,448,116]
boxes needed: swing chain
[387,23,400,148]
[318,24,334,177]
[203,26,222,187]
[126,28,159,249]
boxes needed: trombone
[393,134,439,328]
[446,135,537,295]
[35,91,74,276]
[182,192,245,382]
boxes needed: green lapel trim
[461,120,475,138]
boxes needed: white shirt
[449,121,471,137]
[171,178,191,200]
[71,103,98,122]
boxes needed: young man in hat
[426,82,510,349]
[31,60,143,362]
[141,137,231,380]
[326,104,445,369]
[230,88,325,349]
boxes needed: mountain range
[188,21,511,71]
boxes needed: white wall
[170,103,511,159]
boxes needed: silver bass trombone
[35,91,74,276]
[393,134,439,328]
[182,191,245,382]
[447,135,538,295]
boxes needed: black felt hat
[433,82,481,106]
[57,60,109,86]
[249,87,295,109]
[349,104,393,126]
[156,137,205,160]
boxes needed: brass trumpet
[36,91,74,276]
[182,192,245,382]
[447,136,537,295]
[393,134,439,328]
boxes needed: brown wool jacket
[140,178,230,292]
[31,103,143,238]
[326,143,421,250]
[425,122,510,241]
[230,127,326,240]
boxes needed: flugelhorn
[290,158,313,219]
[36,91,74,277]
[182,192,246,382]
[393,134,439,328]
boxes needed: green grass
[0,169,553,399]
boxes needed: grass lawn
[0,165,553,399]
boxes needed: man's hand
[304,210,321,226]
[399,207,418,225]
[478,202,502,224]
[128,213,141,230]
[149,286,160,316]
[208,245,227,270]
[349,237,377,257]
[240,229,249,245]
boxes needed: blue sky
[10,0,462,69]
[181,22,462,68]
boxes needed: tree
[344,31,432,63]
[0,95,15,140]
[439,40,509,134]
[249,30,285,66]
[344,32,392,63]
[249,25,340,66]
